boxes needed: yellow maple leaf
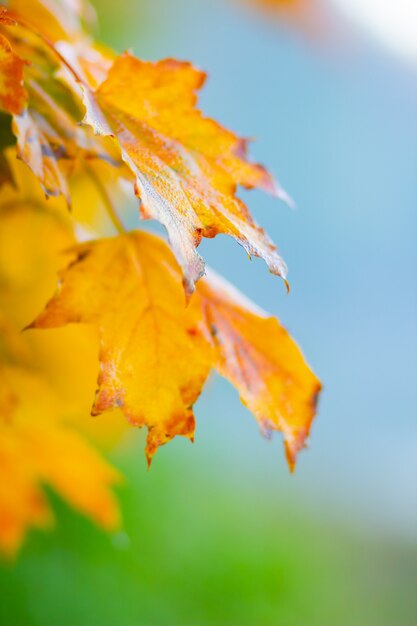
[32,230,212,465]
[32,231,320,468]
[0,357,120,558]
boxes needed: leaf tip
[146,452,154,470]
[285,442,297,473]
[271,179,296,209]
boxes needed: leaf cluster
[0,0,320,555]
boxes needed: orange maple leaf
[195,269,321,470]
[82,53,290,294]
[0,30,27,115]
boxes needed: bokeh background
[1,0,416,624]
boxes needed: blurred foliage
[1,444,416,626]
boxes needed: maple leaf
[195,269,321,469]
[0,30,27,115]
[32,231,212,465]
[0,426,51,558]
[32,230,320,467]
[82,53,289,294]
[0,361,120,557]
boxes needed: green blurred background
[1,0,416,624]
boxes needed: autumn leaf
[32,230,320,467]
[0,31,27,115]
[195,269,321,469]
[32,230,212,465]
[82,53,288,294]
[0,422,51,558]
[0,358,120,557]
